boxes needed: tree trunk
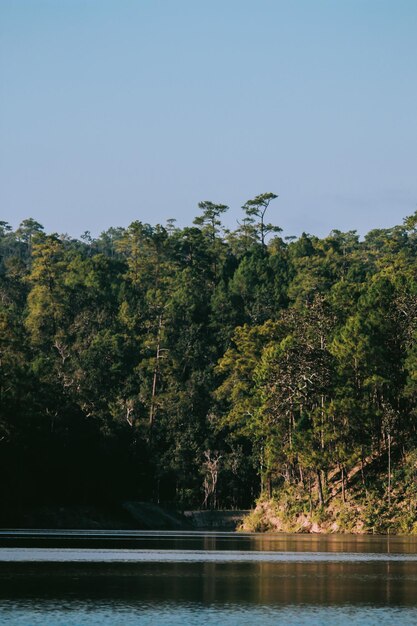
[341,464,346,503]
[360,452,368,494]
[267,474,272,498]
[388,433,391,508]
[149,315,163,427]
[316,469,324,506]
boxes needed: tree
[15,218,45,270]
[193,201,229,241]
[241,192,280,247]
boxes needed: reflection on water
[4,548,417,562]
[1,561,417,606]
[3,529,417,553]
[1,532,417,624]
[2,601,417,626]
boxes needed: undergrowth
[241,451,417,534]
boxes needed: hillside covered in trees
[1,195,416,531]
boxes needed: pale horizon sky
[1,0,416,239]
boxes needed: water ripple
[2,548,417,562]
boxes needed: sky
[1,0,416,239]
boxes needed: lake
[1,530,417,624]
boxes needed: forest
[1,194,416,530]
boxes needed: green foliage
[0,201,416,523]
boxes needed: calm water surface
[1,531,417,624]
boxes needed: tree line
[0,195,416,513]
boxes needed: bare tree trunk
[202,451,221,509]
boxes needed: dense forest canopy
[0,197,416,515]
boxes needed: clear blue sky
[1,0,416,238]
